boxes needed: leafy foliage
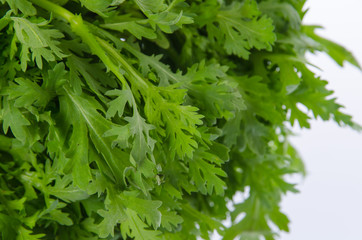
[0,0,359,239]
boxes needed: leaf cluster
[0,0,359,239]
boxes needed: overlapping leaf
[11,17,66,70]
[0,0,360,240]
[202,0,276,59]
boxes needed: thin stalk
[96,37,149,91]
[30,0,129,88]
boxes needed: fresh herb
[0,0,359,239]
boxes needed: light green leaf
[2,99,31,144]
[259,1,301,30]
[79,0,125,17]
[304,25,361,68]
[159,208,183,231]
[16,226,45,240]
[134,0,166,14]
[105,89,133,118]
[124,193,162,228]
[188,148,227,196]
[39,200,73,226]
[121,209,162,240]
[103,124,131,148]
[97,189,127,238]
[62,87,129,183]
[125,113,156,164]
[46,175,89,202]
[4,78,53,108]
[102,20,157,40]
[11,17,66,71]
[206,1,276,58]
[1,0,36,16]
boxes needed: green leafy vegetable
[0,0,359,239]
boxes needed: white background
[281,0,362,239]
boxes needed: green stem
[250,196,260,231]
[30,0,129,87]
[30,0,73,22]
[96,37,149,90]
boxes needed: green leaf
[79,0,125,17]
[62,87,129,183]
[134,0,193,33]
[97,189,127,238]
[1,0,36,16]
[17,226,45,240]
[205,1,276,58]
[125,113,156,164]
[0,0,358,239]
[188,148,227,196]
[0,10,11,31]
[304,25,361,68]
[131,52,180,86]
[39,200,73,226]
[54,93,91,189]
[43,62,68,92]
[259,1,301,30]
[97,189,162,238]
[222,111,243,147]
[46,175,89,202]
[144,87,204,160]
[105,89,133,118]
[11,17,66,71]
[0,213,20,240]
[101,19,157,40]
[105,88,156,163]
[103,124,130,148]
[159,208,183,231]
[121,209,162,240]
[134,0,166,14]
[124,193,162,228]
[245,115,270,155]
[165,105,203,159]
[1,99,31,144]
[4,77,53,108]
[66,55,117,99]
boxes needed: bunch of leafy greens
[0,0,359,239]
